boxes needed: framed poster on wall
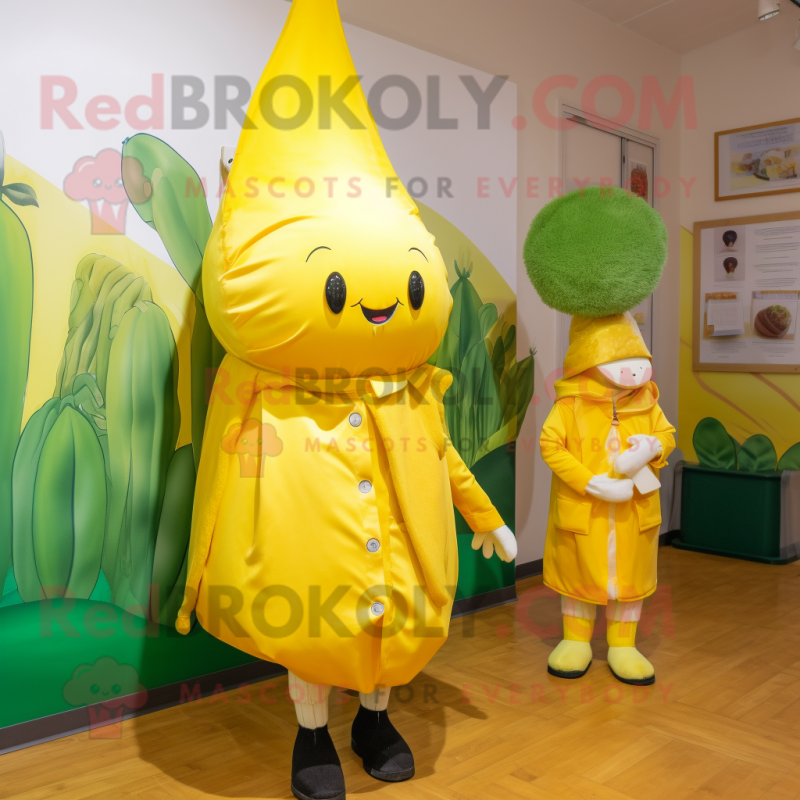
[693,210,800,373]
[715,118,800,202]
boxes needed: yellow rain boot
[548,615,594,679]
[606,620,655,685]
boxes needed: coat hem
[543,579,658,605]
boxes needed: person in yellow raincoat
[175,2,515,798]
[524,187,675,686]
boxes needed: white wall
[338,0,684,564]
[0,0,517,288]
[681,12,800,229]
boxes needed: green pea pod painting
[53,255,152,399]
[121,133,223,469]
[190,302,227,469]
[11,399,61,601]
[150,444,196,625]
[12,375,110,601]
[31,407,107,599]
[121,134,212,295]
[104,301,180,609]
[0,131,36,591]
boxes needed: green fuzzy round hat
[523,188,668,318]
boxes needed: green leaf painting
[430,253,534,468]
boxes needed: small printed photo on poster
[751,291,799,341]
[728,148,800,183]
[714,253,745,282]
[716,225,745,254]
[704,292,744,338]
[752,146,800,183]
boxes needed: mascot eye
[409,271,425,310]
[325,272,346,314]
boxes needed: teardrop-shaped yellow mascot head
[203,0,452,379]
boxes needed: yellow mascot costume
[176,2,515,797]
[523,188,675,686]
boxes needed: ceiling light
[759,0,780,19]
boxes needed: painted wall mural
[0,135,531,730]
[0,145,258,733]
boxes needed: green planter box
[454,445,516,600]
[673,464,795,564]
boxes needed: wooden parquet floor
[2,547,799,800]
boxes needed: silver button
[370,602,385,617]
[366,538,380,553]
[349,412,362,427]
[358,480,372,494]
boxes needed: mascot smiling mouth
[357,301,400,325]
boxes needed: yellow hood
[554,370,659,415]
[203,0,452,378]
[563,312,651,379]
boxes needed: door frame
[557,102,662,369]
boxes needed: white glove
[585,474,634,503]
[614,434,663,477]
[472,525,517,562]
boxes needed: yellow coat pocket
[554,493,591,535]
[635,492,662,532]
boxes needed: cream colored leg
[561,595,599,621]
[606,599,643,622]
[288,671,331,729]
[359,686,391,712]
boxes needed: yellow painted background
[678,227,800,461]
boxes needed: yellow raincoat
[176,0,504,693]
[540,316,675,605]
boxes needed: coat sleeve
[540,401,595,495]
[649,404,676,471]
[445,444,505,533]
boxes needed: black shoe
[350,705,415,783]
[291,725,346,800]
